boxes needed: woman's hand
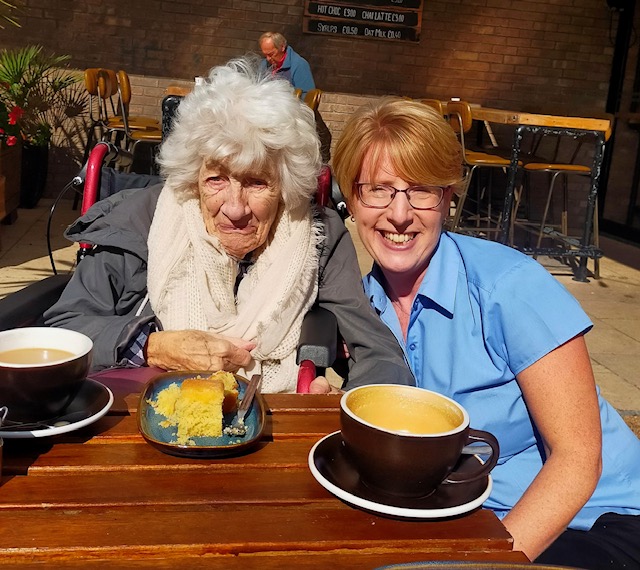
[308,376,342,394]
[145,330,255,372]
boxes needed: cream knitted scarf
[147,184,320,393]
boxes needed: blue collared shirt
[259,46,315,98]
[363,231,640,529]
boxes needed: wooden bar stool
[522,123,611,278]
[446,100,522,236]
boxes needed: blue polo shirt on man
[363,231,640,530]
[260,46,315,98]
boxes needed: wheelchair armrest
[0,274,71,331]
[296,305,338,394]
[296,304,338,368]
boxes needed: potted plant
[0,45,84,208]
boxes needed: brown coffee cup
[340,384,499,498]
[0,327,93,422]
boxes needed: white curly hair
[157,56,322,208]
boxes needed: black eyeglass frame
[354,183,447,210]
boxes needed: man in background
[259,32,315,98]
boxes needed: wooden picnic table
[0,369,529,568]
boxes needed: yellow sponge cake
[175,377,225,443]
[149,372,239,445]
[210,370,239,414]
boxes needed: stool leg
[511,171,529,246]
[561,173,569,237]
[536,171,562,251]
[452,165,476,232]
[593,197,600,279]
[509,181,525,247]
[123,140,139,173]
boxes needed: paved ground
[1,199,639,435]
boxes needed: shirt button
[409,343,416,350]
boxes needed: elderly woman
[329,97,640,568]
[44,59,413,393]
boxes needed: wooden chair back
[96,68,120,121]
[304,88,322,111]
[446,100,473,134]
[84,68,100,96]
[421,98,445,116]
[83,68,102,124]
[117,70,134,117]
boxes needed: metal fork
[224,374,262,437]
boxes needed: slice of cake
[174,377,225,444]
[149,372,240,445]
[209,370,240,414]
[151,381,181,426]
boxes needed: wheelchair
[0,141,348,393]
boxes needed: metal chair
[519,122,612,278]
[93,69,160,135]
[96,69,162,172]
[115,70,161,132]
[446,100,522,237]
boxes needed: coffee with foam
[345,387,463,435]
[340,384,499,498]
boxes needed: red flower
[8,106,24,125]
[6,135,18,146]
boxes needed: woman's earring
[350,215,355,222]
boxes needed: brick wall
[0,0,630,204]
[1,0,617,114]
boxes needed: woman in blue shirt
[326,97,640,568]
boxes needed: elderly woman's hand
[146,330,255,372]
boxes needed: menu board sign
[303,0,423,42]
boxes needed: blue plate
[138,371,266,458]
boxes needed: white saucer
[308,431,492,519]
[0,379,113,439]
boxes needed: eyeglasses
[355,183,445,210]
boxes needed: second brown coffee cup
[340,384,499,498]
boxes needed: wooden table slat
[0,551,530,568]
[0,548,529,570]
[0,468,331,508]
[3,438,319,475]
[0,505,511,552]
